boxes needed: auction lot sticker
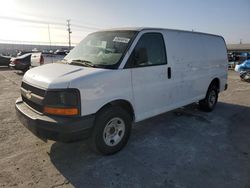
[113,37,130,43]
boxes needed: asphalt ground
[0,68,249,188]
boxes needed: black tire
[90,106,132,155]
[22,67,29,73]
[199,84,218,112]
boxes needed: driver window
[129,33,167,67]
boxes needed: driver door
[125,32,173,121]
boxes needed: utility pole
[47,24,53,63]
[67,19,72,51]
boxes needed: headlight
[43,89,81,116]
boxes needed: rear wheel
[199,84,218,112]
[90,106,132,155]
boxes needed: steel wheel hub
[208,90,216,107]
[103,117,125,146]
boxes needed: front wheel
[90,106,132,155]
[199,84,218,112]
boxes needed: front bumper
[15,97,95,142]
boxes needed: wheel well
[210,78,220,91]
[97,100,135,121]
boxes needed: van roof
[98,27,223,38]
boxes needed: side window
[127,33,167,68]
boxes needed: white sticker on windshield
[113,37,130,43]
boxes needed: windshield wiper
[70,59,96,67]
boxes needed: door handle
[168,67,171,79]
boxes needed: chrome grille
[21,82,46,113]
[21,82,46,97]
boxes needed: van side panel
[202,35,228,92]
[165,31,227,105]
[164,31,205,103]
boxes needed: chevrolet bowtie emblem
[26,90,32,99]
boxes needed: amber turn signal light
[44,106,79,116]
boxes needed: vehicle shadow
[0,67,23,75]
[49,102,250,188]
[0,66,11,71]
[14,71,24,75]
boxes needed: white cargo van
[16,28,228,154]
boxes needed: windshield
[64,30,137,69]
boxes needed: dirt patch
[0,70,250,188]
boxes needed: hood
[23,63,107,89]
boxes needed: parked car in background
[42,49,53,54]
[232,52,249,63]
[9,53,32,72]
[227,53,234,62]
[16,51,33,57]
[43,53,65,64]
[228,61,236,69]
[240,70,250,82]
[30,52,44,67]
[0,55,11,67]
[9,52,47,72]
[235,59,250,72]
[54,49,67,55]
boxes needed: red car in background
[9,53,44,73]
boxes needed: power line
[0,16,102,30]
[0,39,77,46]
[0,16,103,46]
[19,24,66,30]
[0,16,65,26]
[71,23,101,30]
[70,17,111,29]
[11,10,107,29]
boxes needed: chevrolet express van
[16,28,228,155]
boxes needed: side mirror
[133,48,148,66]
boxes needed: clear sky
[0,0,249,45]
